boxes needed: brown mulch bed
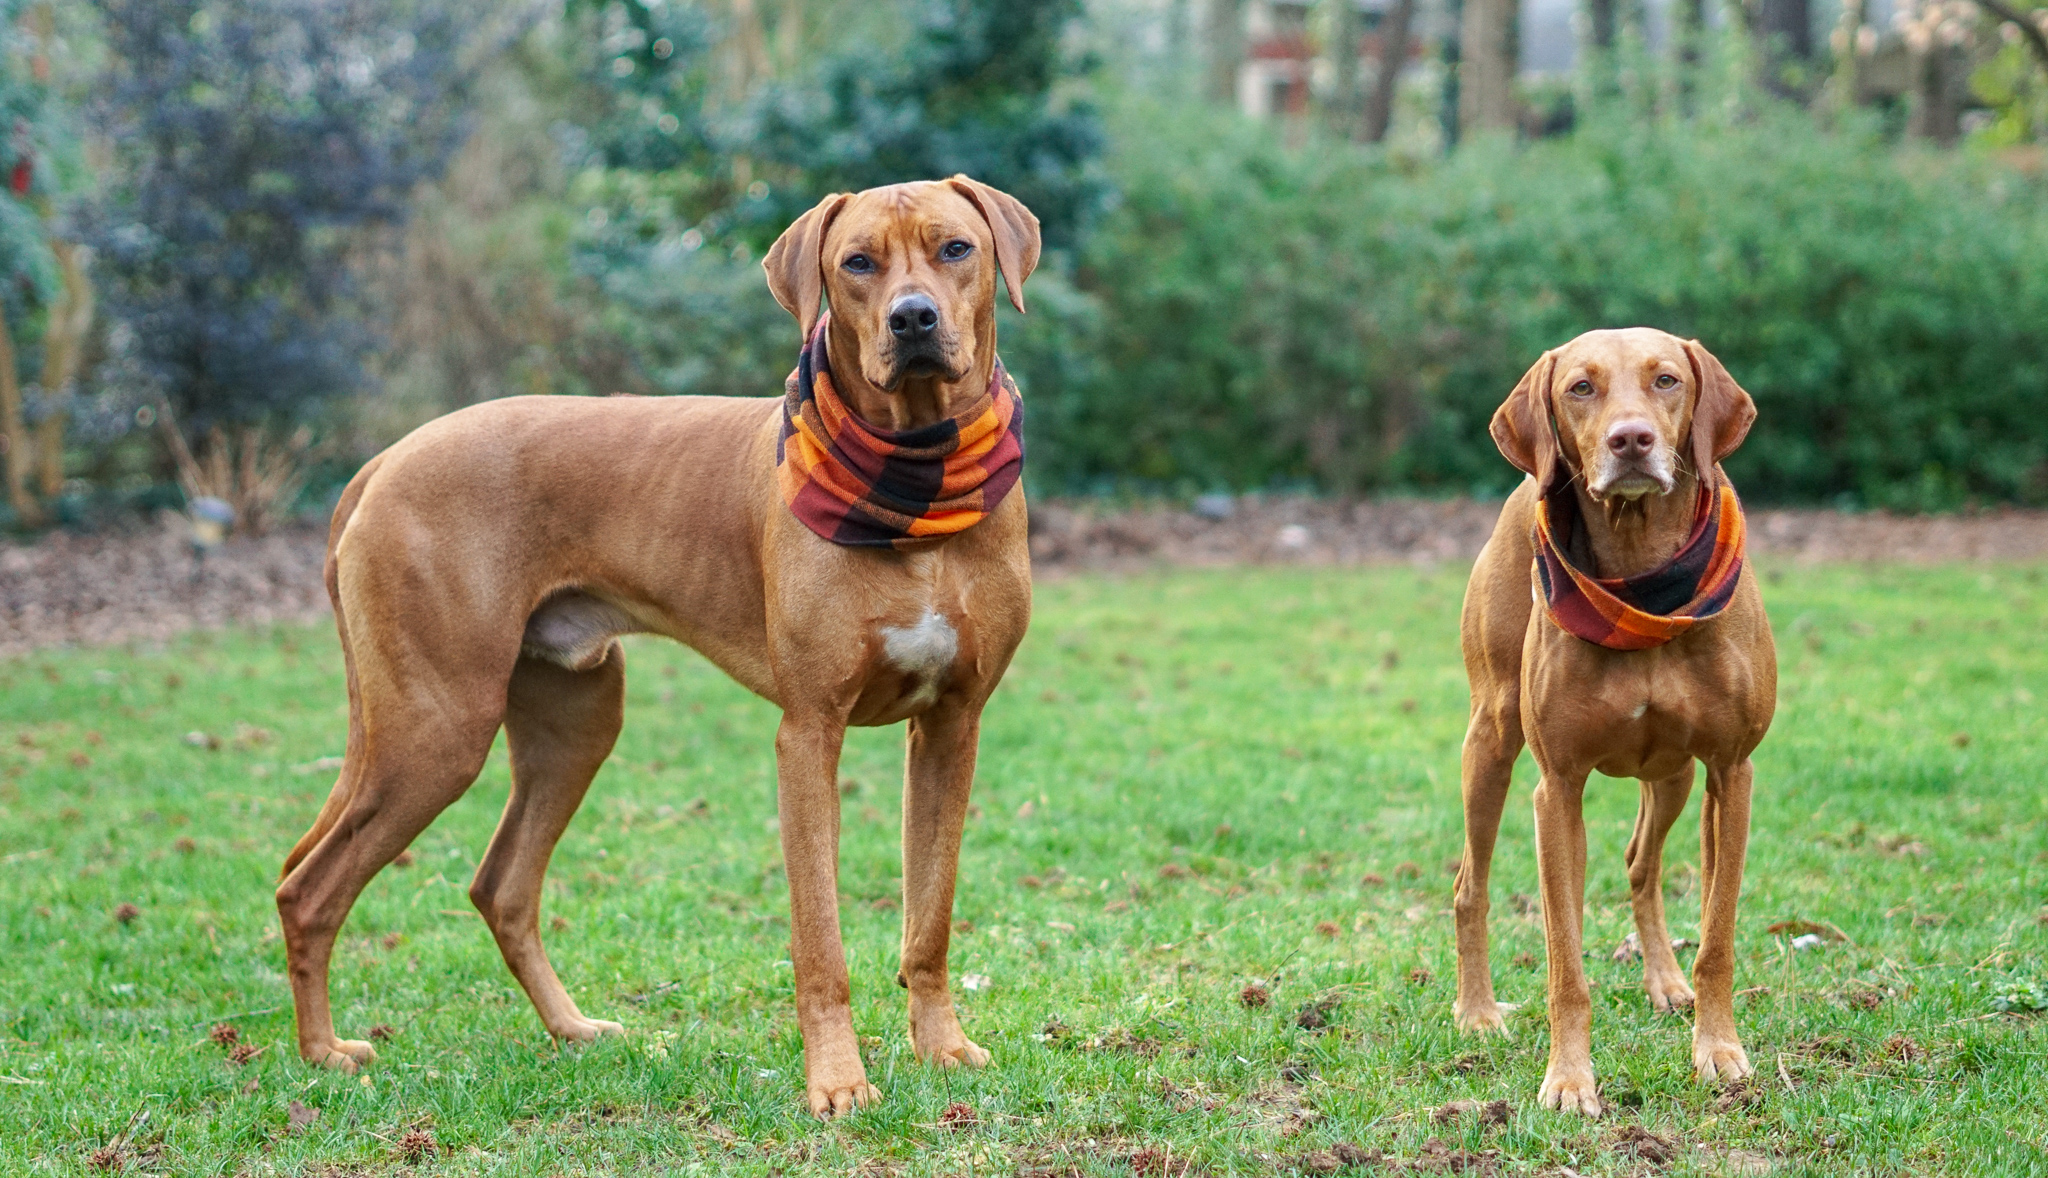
[7,498,2048,657]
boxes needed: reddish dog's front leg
[1692,757,1755,1084]
[899,701,991,1070]
[775,712,879,1119]
[1532,768,1601,1116]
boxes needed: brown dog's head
[762,176,1040,393]
[1491,328,1755,499]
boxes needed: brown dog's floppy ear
[946,175,1041,314]
[1681,339,1756,489]
[762,192,851,340]
[1491,350,1561,493]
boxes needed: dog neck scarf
[1532,481,1747,651]
[776,314,1025,550]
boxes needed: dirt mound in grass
[8,498,2048,656]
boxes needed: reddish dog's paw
[1694,1037,1753,1084]
[807,1077,882,1119]
[1538,1068,1602,1117]
[926,1037,991,1070]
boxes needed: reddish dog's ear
[1491,350,1560,492]
[1682,339,1756,488]
[946,175,1041,314]
[762,192,851,339]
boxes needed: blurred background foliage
[3,0,2048,531]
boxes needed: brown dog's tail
[281,457,382,881]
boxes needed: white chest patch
[1628,701,1649,720]
[881,610,960,706]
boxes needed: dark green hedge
[1004,98,2048,508]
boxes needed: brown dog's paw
[309,1039,377,1072]
[552,1017,625,1043]
[926,1037,991,1070]
[807,1077,883,1119]
[1693,1038,1753,1083]
[1453,998,1518,1036]
[1538,1068,1602,1117]
[1646,971,1696,1014]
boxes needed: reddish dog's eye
[940,240,973,261]
[842,254,874,274]
[1654,373,1679,389]
[1568,380,1594,397]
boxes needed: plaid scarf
[776,314,1024,549]
[1532,482,1747,651]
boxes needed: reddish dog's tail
[281,457,382,881]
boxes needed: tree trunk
[1907,38,1966,142]
[1329,0,1363,138]
[0,306,39,524]
[1589,0,1618,51]
[1207,0,1246,105]
[34,240,92,500]
[1363,0,1417,142]
[1754,0,1813,96]
[1459,0,1518,134]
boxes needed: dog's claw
[929,1039,991,1069]
[1694,1038,1753,1084]
[1538,1069,1602,1117]
[1646,974,1696,1014]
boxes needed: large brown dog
[1452,329,1774,1115]
[275,178,1039,1118]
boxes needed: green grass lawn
[2,562,2046,1176]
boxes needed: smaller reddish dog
[1452,328,1775,1116]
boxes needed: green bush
[1013,95,2048,508]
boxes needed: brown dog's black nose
[1607,421,1657,460]
[888,293,940,343]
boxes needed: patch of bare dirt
[10,497,2048,656]
[0,515,328,658]
[1028,496,2048,572]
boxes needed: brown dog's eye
[940,240,973,261]
[1568,380,1594,397]
[1654,373,1679,389]
[842,254,874,274]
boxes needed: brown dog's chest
[1520,593,1775,780]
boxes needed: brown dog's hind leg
[276,687,503,1073]
[1692,757,1755,1084]
[899,702,991,1070]
[776,711,881,1119]
[1532,767,1601,1116]
[1625,764,1697,1014]
[470,647,627,1044]
[1452,699,1522,1035]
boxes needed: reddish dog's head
[1491,328,1756,499]
[762,177,1040,393]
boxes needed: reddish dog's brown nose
[1607,421,1657,459]
[889,293,940,342]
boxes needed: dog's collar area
[776,313,1025,550]
[1531,481,1747,651]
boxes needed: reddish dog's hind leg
[899,701,989,1070]
[276,692,501,1072]
[1453,698,1523,1035]
[471,646,627,1044]
[1626,764,1698,1014]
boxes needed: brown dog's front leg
[1692,757,1755,1084]
[899,702,991,1070]
[1532,768,1601,1116]
[775,712,879,1119]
